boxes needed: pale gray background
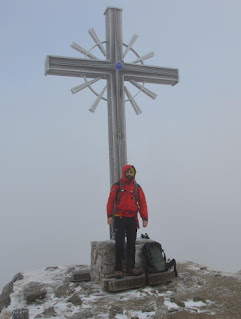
[1,0,241,291]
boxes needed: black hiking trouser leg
[115,216,137,271]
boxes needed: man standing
[107,164,148,279]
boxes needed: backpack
[115,180,140,204]
[142,241,178,283]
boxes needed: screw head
[115,62,123,70]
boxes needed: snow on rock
[0,261,241,318]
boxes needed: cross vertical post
[105,7,126,239]
[105,8,126,185]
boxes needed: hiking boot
[115,271,123,279]
[128,268,142,276]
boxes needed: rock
[66,266,76,275]
[155,296,165,308]
[151,289,159,296]
[0,273,24,312]
[23,282,47,304]
[45,266,58,271]
[109,305,124,319]
[67,294,82,306]
[12,273,24,283]
[12,308,29,319]
[72,268,91,282]
[170,296,185,307]
[142,305,155,312]
[154,307,166,319]
[72,309,93,318]
[1,282,13,296]
[167,308,179,313]
[193,296,207,303]
[0,308,12,318]
[55,283,69,298]
[200,266,207,270]
[137,288,151,296]
[184,275,204,288]
[0,295,11,313]
[34,306,57,318]
[0,282,13,311]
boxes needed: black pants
[114,216,137,271]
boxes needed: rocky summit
[0,261,241,319]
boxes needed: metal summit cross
[45,7,179,238]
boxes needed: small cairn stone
[109,305,124,319]
[12,273,24,283]
[67,294,82,306]
[200,266,207,271]
[12,308,29,319]
[193,296,207,303]
[34,306,57,318]
[170,296,185,307]
[55,283,69,298]
[23,282,47,304]
[45,266,58,271]
[0,282,14,311]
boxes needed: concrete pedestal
[91,238,153,284]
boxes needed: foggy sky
[1,0,241,290]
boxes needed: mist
[1,0,241,291]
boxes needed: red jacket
[107,165,148,224]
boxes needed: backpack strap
[165,258,178,277]
[142,243,150,286]
[133,182,140,202]
[115,180,125,204]
[145,264,149,286]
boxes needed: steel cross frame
[45,7,179,239]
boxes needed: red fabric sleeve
[138,187,148,220]
[106,184,119,217]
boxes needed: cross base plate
[103,270,176,292]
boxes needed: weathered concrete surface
[103,271,176,292]
[91,238,155,284]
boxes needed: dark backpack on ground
[142,241,178,283]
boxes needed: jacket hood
[122,164,136,182]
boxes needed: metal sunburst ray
[131,51,155,64]
[89,85,107,113]
[130,80,157,100]
[71,42,100,60]
[71,78,101,94]
[88,28,106,56]
[123,34,138,58]
[124,86,142,115]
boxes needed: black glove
[141,233,150,239]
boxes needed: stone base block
[91,239,153,284]
[103,271,176,292]
[71,268,91,282]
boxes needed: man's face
[125,168,134,180]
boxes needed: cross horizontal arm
[45,56,114,79]
[123,63,179,86]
